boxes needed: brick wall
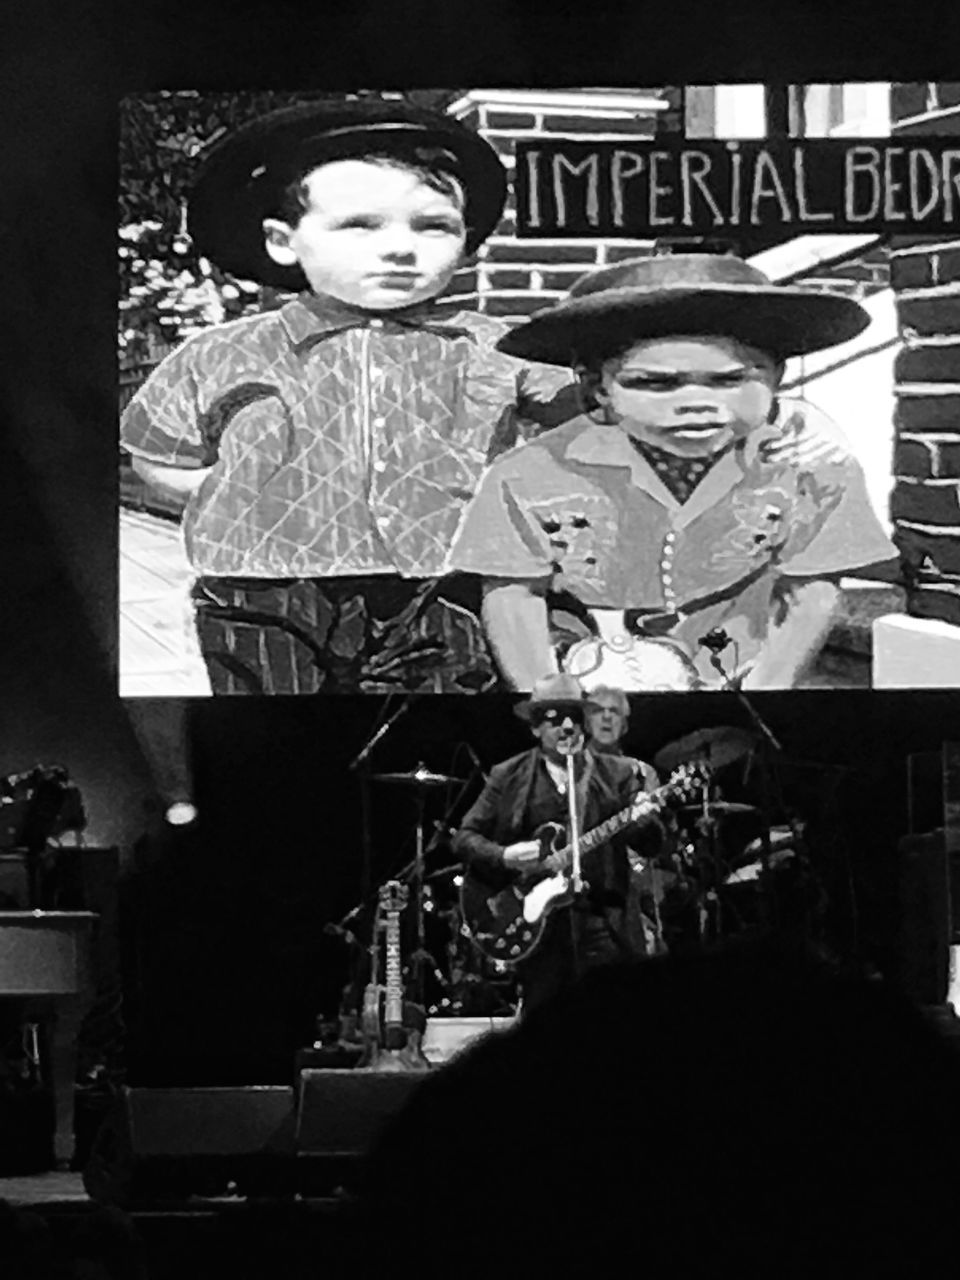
[889,86,960,628]
[446,89,683,320]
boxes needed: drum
[722,826,799,886]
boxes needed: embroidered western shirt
[120,293,577,578]
[445,399,898,682]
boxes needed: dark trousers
[191,573,499,695]
[517,903,635,1016]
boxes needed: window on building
[685,83,890,139]
[801,83,890,137]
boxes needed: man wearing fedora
[120,98,577,695]
[454,674,663,1013]
[445,254,899,691]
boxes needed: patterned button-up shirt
[120,293,577,578]
[445,399,899,681]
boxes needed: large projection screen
[118,84,960,696]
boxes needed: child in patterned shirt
[121,98,577,694]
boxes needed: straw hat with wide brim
[495,253,872,367]
[187,99,508,291]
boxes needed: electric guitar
[359,881,431,1072]
[562,609,702,692]
[460,763,707,967]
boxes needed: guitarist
[453,674,663,1014]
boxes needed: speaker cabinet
[84,1073,430,1205]
[294,1069,425,1156]
[82,1086,296,1206]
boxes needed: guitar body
[562,610,702,692]
[461,766,706,967]
[460,824,574,966]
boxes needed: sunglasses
[531,707,585,728]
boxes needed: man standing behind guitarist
[454,674,663,1014]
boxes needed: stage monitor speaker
[82,1086,296,1207]
[294,1069,426,1157]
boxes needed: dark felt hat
[495,253,872,367]
[187,98,507,290]
[514,673,595,722]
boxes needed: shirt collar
[563,418,781,523]
[278,291,473,353]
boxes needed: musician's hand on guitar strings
[502,840,541,870]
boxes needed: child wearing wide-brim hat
[446,253,899,692]
[120,98,578,696]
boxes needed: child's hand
[758,408,849,469]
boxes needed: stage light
[164,801,198,826]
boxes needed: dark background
[2,3,960,1084]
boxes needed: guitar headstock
[663,761,712,807]
[378,879,409,915]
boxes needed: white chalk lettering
[844,146,882,221]
[943,150,960,223]
[524,150,542,229]
[909,148,940,220]
[883,147,907,221]
[553,153,600,229]
[611,150,645,228]
[680,150,723,227]
[749,150,794,226]
[648,151,675,226]
[793,147,832,222]
[728,142,742,226]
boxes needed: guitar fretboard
[384,913,402,1028]
[556,768,698,864]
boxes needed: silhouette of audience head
[355,935,960,1278]
[0,1201,144,1280]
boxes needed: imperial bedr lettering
[514,139,960,237]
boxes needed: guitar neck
[384,911,403,1030]
[557,786,668,865]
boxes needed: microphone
[464,743,488,780]
[699,628,731,655]
[556,727,585,756]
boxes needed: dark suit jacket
[454,747,654,904]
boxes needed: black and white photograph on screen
[118,84,960,697]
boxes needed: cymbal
[655,726,757,774]
[679,801,759,816]
[372,765,465,788]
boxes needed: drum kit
[333,762,519,1019]
[646,725,819,948]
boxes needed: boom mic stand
[557,727,587,978]
[348,696,412,901]
[701,630,782,933]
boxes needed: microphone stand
[348,696,412,902]
[706,648,782,934]
[557,730,587,979]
